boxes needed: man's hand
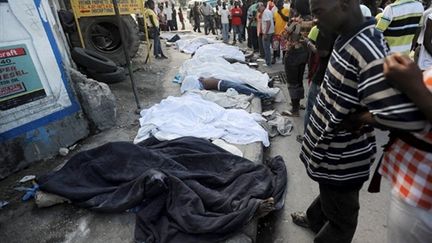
[384,53,423,93]
[338,111,375,135]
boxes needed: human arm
[424,16,432,56]
[357,48,426,131]
[277,8,289,22]
[384,54,432,122]
[376,5,392,32]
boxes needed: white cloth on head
[133,94,270,146]
[178,54,279,96]
[360,4,372,17]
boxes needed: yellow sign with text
[71,0,144,18]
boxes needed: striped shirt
[301,19,426,186]
[376,0,424,54]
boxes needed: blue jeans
[218,80,270,99]
[262,34,273,66]
[151,27,163,56]
[304,82,320,131]
[222,23,229,42]
[232,25,243,42]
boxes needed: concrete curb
[223,97,264,243]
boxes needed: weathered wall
[0,0,89,179]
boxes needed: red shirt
[231,7,242,26]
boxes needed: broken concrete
[70,68,117,132]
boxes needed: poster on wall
[0,44,46,110]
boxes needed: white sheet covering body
[179,55,279,96]
[134,94,270,147]
[175,37,215,54]
[193,43,246,61]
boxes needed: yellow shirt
[273,8,290,36]
[308,26,319,42]
[144,8,159,28]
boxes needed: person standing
[282,1,313,116]
[145,0,168,59]
[172,4,178,30]
[291,1,426,243]
[247,1,259,52]
[258,2,274,66]
[178,7,185,30]
[231,2,244,44]
[256,2,265,57]
[191,2,201,32]
[376,0,424,55]
[220,3,231,43]
[200,2,216,35]
[163,2,174,31]
[272,0,289,64]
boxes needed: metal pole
[112,0,142,113]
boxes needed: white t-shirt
[419,13,432,70]
[219,9,230,24]
[418,8,432,45]
[261,9,274,34]
[360,4,372,17]
[164,6,173,21]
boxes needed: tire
[71,47,118,72]
[79,15,140,65]
[86,67,127,84]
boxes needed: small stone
[59,148,69,156]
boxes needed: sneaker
[262,64,268,67]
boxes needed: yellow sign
[71,0,144,17]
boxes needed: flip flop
[291,211,310,228]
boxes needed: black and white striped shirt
[300,19,426,186]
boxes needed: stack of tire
[71,47,126,84]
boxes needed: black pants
[258,33,264,58]
[248,26,259,51]
[307,183,361,243]
[193,17,201,32]
[284,46,308,100]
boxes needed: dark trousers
[151,27,163,57]
[258,33,264,58]
[204,15,215,34]
[248,26,259,51]
[307,184,361,243]
[285,46,308,101]
[193,17,201,32]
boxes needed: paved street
[1,27,391,243]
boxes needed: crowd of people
[143,0,432,242]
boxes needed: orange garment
[273,7,290,35]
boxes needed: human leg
[218,80,270,98]
[263,34,272,66]
[314,184,361,243]
[304,82,320,131]
[222,23,229,42]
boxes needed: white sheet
[193,43,246,61]
[175,37,215,54]
[178,54,279,96]
[133,94,270,147]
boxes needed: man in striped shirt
[376,0,424,54]
[291,0,427,242]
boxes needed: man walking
[231,2,244,44]
[200,2,216,35]
[291,1,426,242]
[376,0,424,54]
[259,2,274,66]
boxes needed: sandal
[291,211,310,228]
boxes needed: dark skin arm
[277,8,289,22]
[424,18,432,56]
[384,54,432,122]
